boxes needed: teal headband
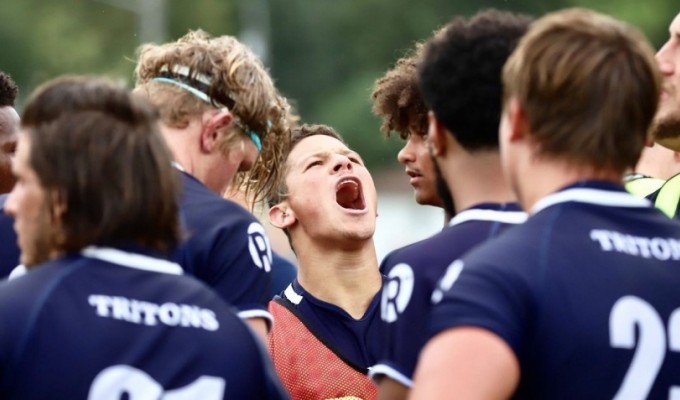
[152,76,262,152]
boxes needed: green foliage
[0,0,676,169]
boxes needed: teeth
[336,178,361,209]
[339,178,358,187]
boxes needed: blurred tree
[0,0,675,170]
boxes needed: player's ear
[506,97,528,142]
[200,109,233,153]
[269,203,296,229]
[644,134,655,148]
[49,189,67,224]
[427,111,447,157]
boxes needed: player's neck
[159,121,201,179]
[444,152,516,213]
[518,159,623,212]
[295,243,381,319]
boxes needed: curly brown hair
[134,30,294,205]
[371,44,428,140]
[0,71,18,107]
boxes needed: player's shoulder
[382,229,462,273]
[0,257,81,315]
[454,219,535,276]
[382,216,519,272]
[180,179,258,229]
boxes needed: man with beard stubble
[368,10,530,400]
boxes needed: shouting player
[267,124,383,399]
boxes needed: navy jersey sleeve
[371,249,432,387]
[429,243,534,358]
[187,214,273,319]
[177,173,273,320]
[371,212,527,386]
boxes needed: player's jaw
[16,205,54,267]
[407,163,443,207]
[651,85,680,149]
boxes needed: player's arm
[409,326,519,400]
[377,377,409,400]
[245,317,268,344]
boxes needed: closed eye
[349,156,363,165]
[304,160,323,171]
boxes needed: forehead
[0,107,19,138]
[287,135,352,166]
[671,13,680,34]
[14,129,32,159]
[10,133,32,179]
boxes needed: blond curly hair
[134,29,295,205]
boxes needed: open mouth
[336,177,366,211]
[406,169,420,178]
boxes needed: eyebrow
[296,149,362,168]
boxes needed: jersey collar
[531,180,651,215]
[448,203,527,227]
[283,281,304,305]
[81,246,183,275]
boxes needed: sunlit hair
[134,29,294,204]
[0,71,18,107]
[21,76,181,253]
[419,9,531,151]
[372,44,428,140]
[503,8,661,173]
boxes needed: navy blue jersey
[175,171,273,320]
[430,181,680,399]
[279,279,384,371]
[0,246,288,399]
[369,203,526,387]
[0,194,20,278]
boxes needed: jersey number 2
[88,365,225,399]
[609,296,680,400]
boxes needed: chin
[341,225,375,241]
[415,193,438,207]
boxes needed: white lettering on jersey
[590,229,680,261]
[88,295,219,331]
[381,263,415,323]
[89,365,226,400]
[609,296,680,399]
[431,260,464,304]
[247,222,273,272]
